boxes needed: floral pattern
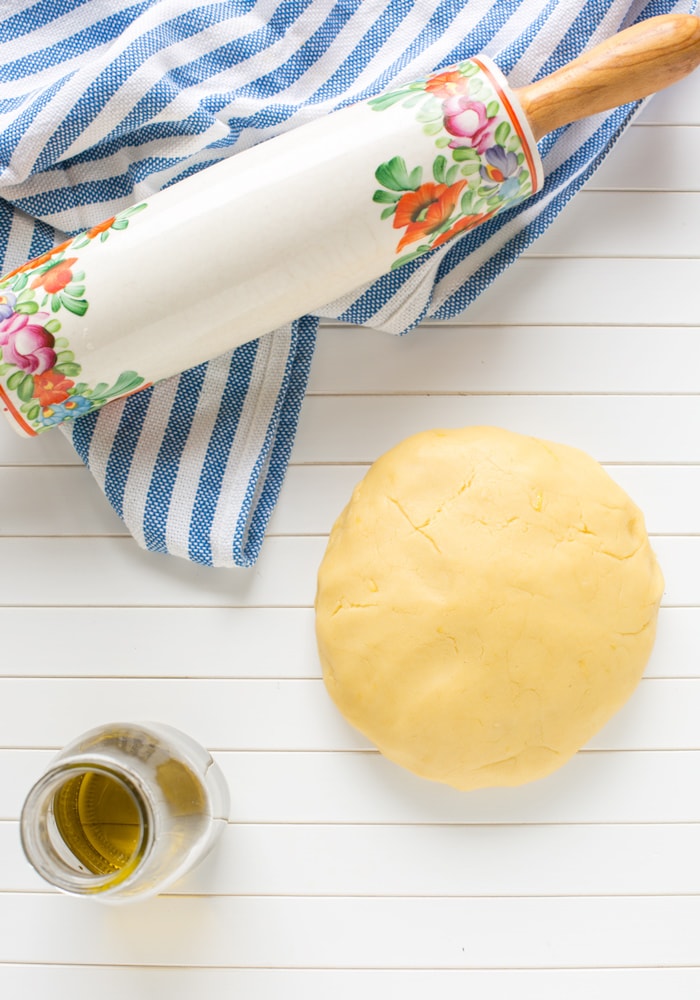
[0,203,148,434]
[369,59,540,269]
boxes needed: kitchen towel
[0,0,694,566]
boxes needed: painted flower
[479,146,522,199]
[1,238,73,281]
[393,180,467,251]
[32,369,75,406]
[0,311,56,374]
[39,395,92,426]
[62,395,92,416]
[424,69,470,99]
[31,257,78,294]
[432,208,499,248]
[86,217,116,239]
[442,95,495,153]
[0,291,16,320]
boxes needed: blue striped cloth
[1,0,694,566]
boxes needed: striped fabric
[0,0,694,566]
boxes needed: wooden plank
[636,71,700,125]
[0,607,319,678]
[1,750,698,824]
[3,820,699,897]
[3,463,697,537]
[525,192,700,257]
[0,423,78,467]
[294,395,700,464]
[0,535,694,607]
[586,125,700,190]
[0,605,694,680]
[311,325,700,394]
[0,966,698,1000]
[0,893,698,968]
[439,259,700,326]
[0,677,696,752]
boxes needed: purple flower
[0,311,56,374]
[0,291,17,320]
[442,96,495,154]
[480,145,522,200]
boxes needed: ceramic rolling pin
[1,13,699,436]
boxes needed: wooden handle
[516,14,700,141]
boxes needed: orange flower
[424,69,470,99]
[86,217,115,239]
[431,207,498,248]
[32,369,74,406]
[2,238,73,281]
[393,180,467,252]
[31,257,78,294]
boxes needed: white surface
[1,68,699,998]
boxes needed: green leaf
[7,369,25,390]
[107,371,145,396]
[26,404,40,421]
[53,362,81,377]
[59,294,88,317]
[56,350,76,365]
[380,206,396,220]
[89,371,144,402]
[469,79,483,96]
[121,202,147,219]
[0,363,10,376]
[459,161,482,176]
[391,245,433,270]
[372,190,401,204]
[16,287,36,303]
[495,121,511,145]
[432,155,447,184]
[408,166,422,189]
[100,230,113,239]
[66,284,86,298]
[451,146,479,162]
[71,235,91,250]
[506,135,520,153]
[422,120,443,136]
[15,300,39,315]
[405,92,430,110]
[12,273,28,292]
[17,373,35,402]
[517,151,525,165]
[72,382,89,395]
[368,91,412,112]
[457,61,480,77]
[446,164,460,185]
[486,100,499,118]
[435,135,451,148]
[51,294,61,312]
[375,156,417,192]
[46,323,63,337]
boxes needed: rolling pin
[1,13,699,436]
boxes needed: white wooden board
[0,54,699,1000]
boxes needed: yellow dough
[315,426,664,791]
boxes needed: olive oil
[21,722,229,900]
[52,769,144,876]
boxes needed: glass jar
[20,722,229,903]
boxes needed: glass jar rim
[20,760,155,897]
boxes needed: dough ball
[315,426,664,791]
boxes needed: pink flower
[442,96,495,154]
[0,311,56,374]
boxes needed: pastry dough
[315,426,664,790]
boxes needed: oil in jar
[52,769,145,876]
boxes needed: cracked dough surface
[315,426,664,791]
